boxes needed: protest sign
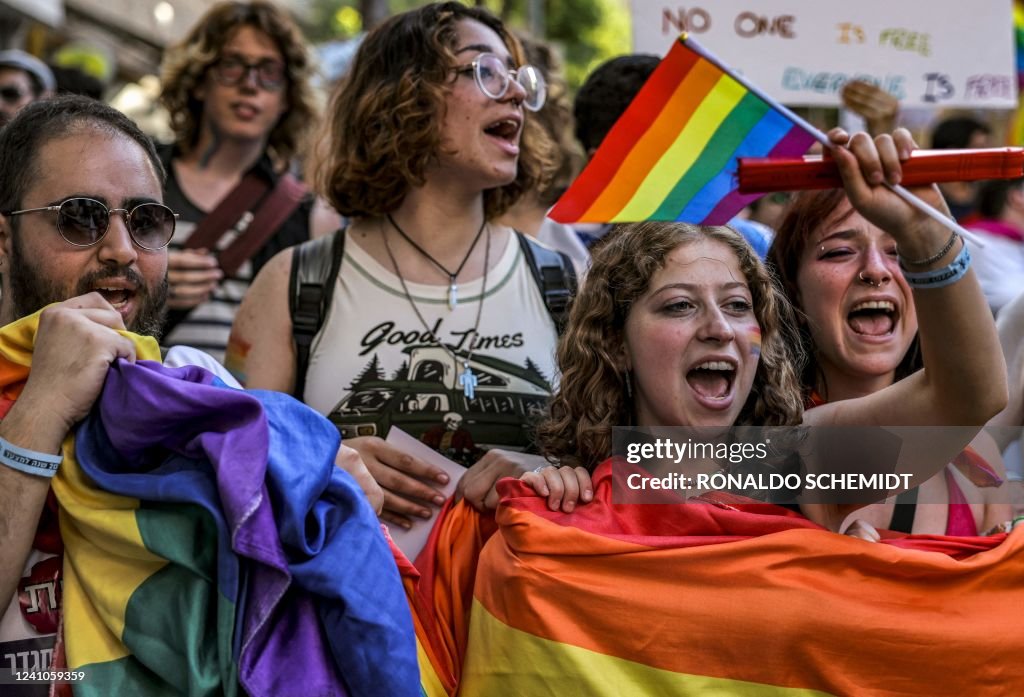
[630,0,1016,107]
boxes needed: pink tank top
[944,466,978,536]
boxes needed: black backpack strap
[515,231,577,334]
[289,228,346,401]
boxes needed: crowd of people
[0,1,1022,695]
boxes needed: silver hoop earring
[624,371,633,399]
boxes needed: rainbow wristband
[0,436,62,478]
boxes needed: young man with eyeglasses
[0,96,381,693]
[0,50,55,128]
[157,0,336,363]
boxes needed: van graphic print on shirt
[328,345,551,466]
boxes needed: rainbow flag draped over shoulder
[0,313,419,697]
[550,34,817,225]
[408,461,1024,696]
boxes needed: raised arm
[801,130,1007,529]
[806,128,1007,430]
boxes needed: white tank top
[304,232,559,465]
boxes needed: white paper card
[383,427,465,562]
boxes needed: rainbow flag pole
[552,33,981,246]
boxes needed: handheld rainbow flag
[550,33,822,225]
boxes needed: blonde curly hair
[538,222,805,471]
[160,0,318,167]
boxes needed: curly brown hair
[539,222,805,471]
[159,0,318,167]
[313,1,554,219]
[766,189,921,403]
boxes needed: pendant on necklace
[459,361,478,399]
[448,277,458,310]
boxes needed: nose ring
[858,271,881,287]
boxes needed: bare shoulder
[235,246,295,333]
[229,246,299,391]
[251,246,295,295]
[265,245,297,277]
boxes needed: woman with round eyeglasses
[455,51,547,113]
[231,3,568,531]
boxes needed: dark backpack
[288,228,577,401]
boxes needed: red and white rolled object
[736,148,1024,194]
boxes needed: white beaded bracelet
[0,436,62,478]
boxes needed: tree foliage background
[302,0,631,91]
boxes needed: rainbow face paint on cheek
[749,326,762,358]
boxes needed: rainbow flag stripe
[550,35,816,225]
[1016,0,1024,88]
[0,313,419,697]
[1009,1,1024,145]
[408,462,1024,695]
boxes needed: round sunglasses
[455,53,546,112]
[4,197,179,251]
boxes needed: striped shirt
[158,146,313,363]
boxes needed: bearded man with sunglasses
[0,94,181,692]
[0,96,382,693]
[157,1,336,363]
